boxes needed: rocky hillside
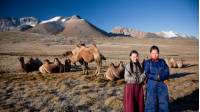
[0,17,39,31]
[59,15,108,38]
[112,26,196,39]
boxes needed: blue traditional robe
[144,58,169,112]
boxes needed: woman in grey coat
[124,50,146,112]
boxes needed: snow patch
[40,16,63,24]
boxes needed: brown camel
[65,43,106,67]
[63,43,103,75]
[39,58,65,73]
[105,61,125,81]
[76,43,102,75]
[76,43,106,67]
[18,57,42,73]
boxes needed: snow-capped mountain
[0,16,197,39]
[156,31,197,39]
[112,26,197,39]
[156,31,178,38]
[40,16,67,24]
[27,16,67,34]
[26,15,108,37]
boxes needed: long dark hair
[129,50,143,73]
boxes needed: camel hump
[54,58,62,65]
[28,57,34,63]
[18,56,24,61]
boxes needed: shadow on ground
[170,89,199,112]
[169,72,196,79]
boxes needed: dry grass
[0,31,198,111]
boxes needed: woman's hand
[163,80,168,85]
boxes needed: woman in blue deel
[144,45,169,112]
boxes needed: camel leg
[97,65,100,76]
[81,64,85,74]
[95,61,101,76]
[85,62,89,75]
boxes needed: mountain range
[0,15,196,39]
[112,26,196,39]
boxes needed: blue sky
[1,0,199,37]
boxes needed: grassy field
[0,31,199,111]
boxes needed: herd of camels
[18,42,183,81]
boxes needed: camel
[165,57,183,68]
[165,57,176,68]
[76,43,102,75]
[67,43,106,67]
[18,57,42,73]
[105,61,125,81]
[39,58,65,73]
[63,43,104,75]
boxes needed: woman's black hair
[150,45,159,53]
[129,50,139,56]
[129,50,143,74]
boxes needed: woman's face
[150,49,159,60]
[130,53,139,62]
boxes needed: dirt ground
[0,31,199,112]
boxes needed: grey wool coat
[124,62,146,84]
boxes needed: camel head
[78,41,86,47]
[18,57,27,71]
[76,43,86,49]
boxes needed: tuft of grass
[104,96,123,111]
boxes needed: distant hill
[59,15,108,38]
[111,26,197,39]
